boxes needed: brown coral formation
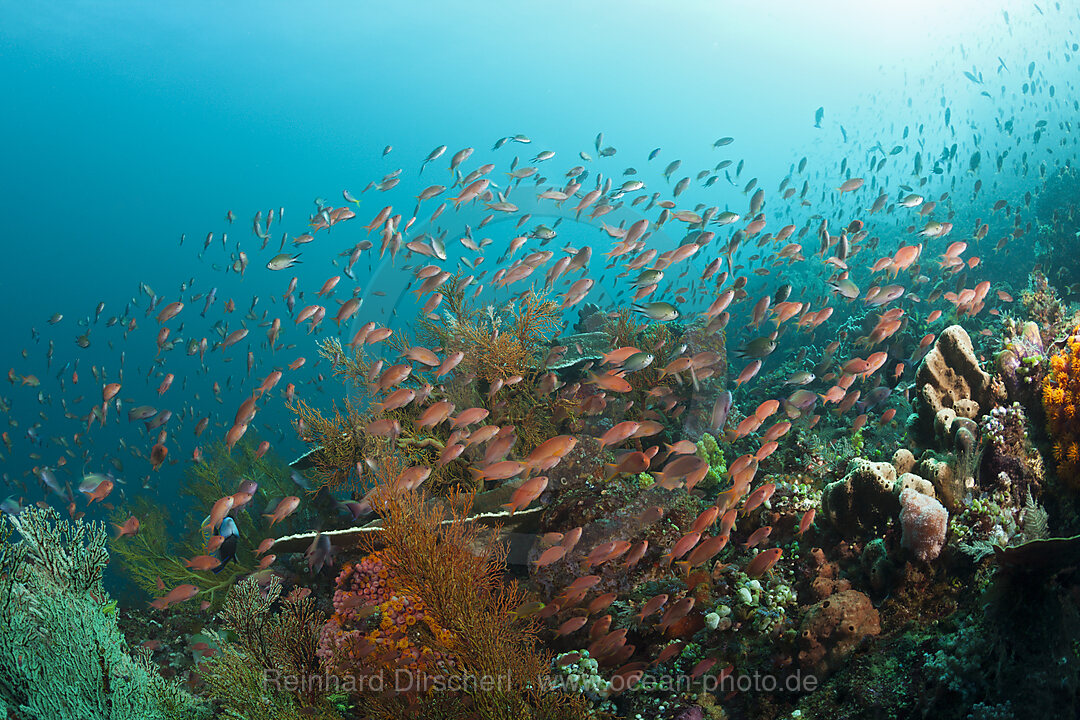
[803,547,852,602]
[821,459,899,535]
[797,589,881,677]
[915,456,963,511]
[914,324,1001,445]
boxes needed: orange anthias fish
[112,515,140,538]
[745,547,783,577]
[149,584,199,611]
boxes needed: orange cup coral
[1043,327,1080,481]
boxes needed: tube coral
[1042,325,1080,483]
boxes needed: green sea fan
[0,507,207,720]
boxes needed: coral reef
[694,433,727,490]
[199,576,341,720]
[821,458,903,536]
[317,551,457,682]
[109,440,302,610]
[341,486,592,719]
[289,395,368,492]
[1021,270,1067,341]
[978,402,1043,504]
[418,286,562,382]
[995,318,1046,403]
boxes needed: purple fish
[145,410,172,431]
[305,533,335,573]
[710,391,733,432]
[857,385,892,412]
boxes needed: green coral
[0,507,207,720]
[695,432,727,489]
[552,650,611,699]
[723,570,798,635]
[110,440,301,610]
[851,427,865,455]
[923,619,994,703]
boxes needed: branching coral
[418,286,561,382]
[290,397,367,492]
[1043,324,1080,483]
[340,487,592,720]
[603,309,652,350]
[513,289,563,349]
[183,438,299,510]
[200,576,344,720]
[108,496,241,610]
[318,336,371,388]
[109,440,297,610]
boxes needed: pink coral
[899,488,948,562]
[316,551,457,679]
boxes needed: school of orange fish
[3,38,1072,640]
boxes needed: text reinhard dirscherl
[262,669,818,695]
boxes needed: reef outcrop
[914,325,1001,446]
[821,456,937,538]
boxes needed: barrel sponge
[821,459,898,536]
[915,324,1000,444]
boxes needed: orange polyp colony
[1043,328,1080,482]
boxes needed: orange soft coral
[1043,325,1080,482]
